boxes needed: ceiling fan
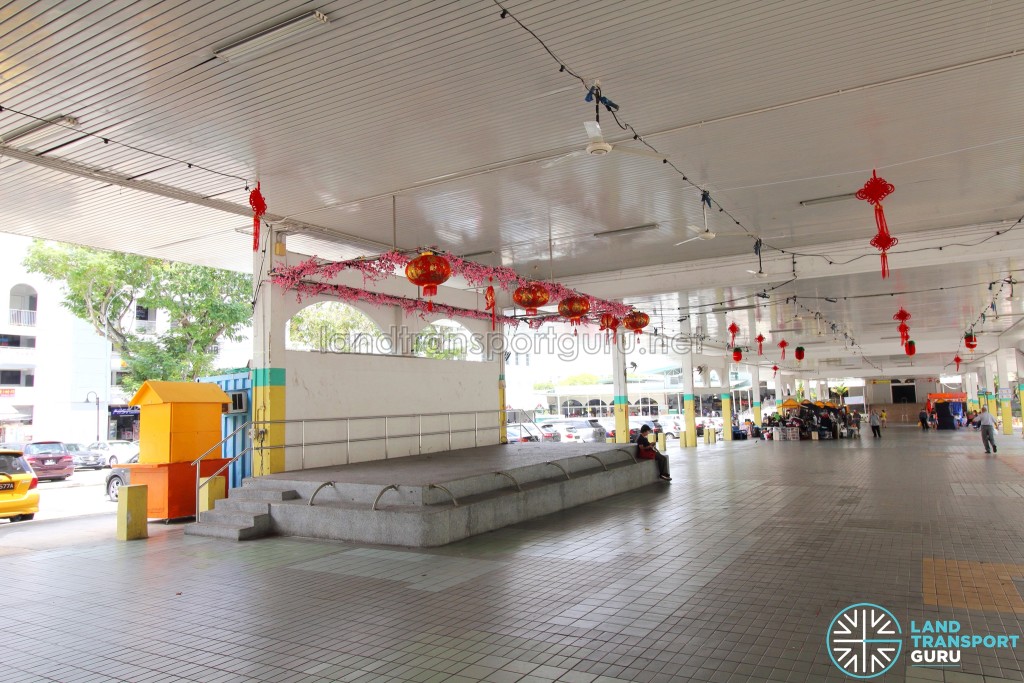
[541,120,666,168]
[675,196,716,245]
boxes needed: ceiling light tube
[459,250,495,259]
[594,223,659,238]
[799,192,858,207]
[1,115,80,148]
[214,10,330,62]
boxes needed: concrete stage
[187,442,658,546]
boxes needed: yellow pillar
[721,394,732,441]
[987,392,998,424]
[684,393,698,447]
[116,484,148,541]
[614,397,630,444]
[1001,392,1014,436]
[498,369,508,444]
[252,371,286,475]
[199,476,226,513]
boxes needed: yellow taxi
[0,448,39,522]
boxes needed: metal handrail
[584,454,607,471]
[428,483,459,507]
[194,444,254,519]
[308,481,335,506]
[372,484,399,510]
[494,471,522,491]
[546,461,570,480]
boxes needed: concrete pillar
[252,225,288,475]
[612,329,629,443]
[681,317,698,448]
[965,371,978,411]
[721,356,732,441]
[747,310,762,425]
[498,344,508,444]
[997,350,1013,435]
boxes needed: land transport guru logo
[827,602,1021,679]
[827,603,902,678]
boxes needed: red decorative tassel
[756,333,765,356]
[897,321,910,346]
[728,321,740,347]
[778,339,788,360]
[954,354,962,372]
[772,364,779,378]
[484,286,496,331]
[857,170,898,279]
[249,182,267,252]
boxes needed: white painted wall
[283,350,499,469]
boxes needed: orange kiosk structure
[128,381,231,519]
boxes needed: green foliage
[413,323,467,360]
[288,301,387,353]
[562,373,601,386]
[24,241,252,393]
[533,380,555,391]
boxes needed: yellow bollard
[703,428,710,444]
[606,436,615,443]
[709,428,717,444]
[199,475,226,513]
[116,484,148,541]
[657,433,667,451]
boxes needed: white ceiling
[2,0,1024,376]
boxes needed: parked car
[628,418,663,443]
[506,425,540,443]
[105,454,139,502]
[536,424,561,442]
[66,442,104,470]
[0,449,39,522]
[0,441,74,481]
[539,422,581,442]
[87,440,139,467]
[559,418,608,443]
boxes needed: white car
[87,440,139,467]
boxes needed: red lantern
[622,310,650,336]
[905,340,916,357]
[728,321,740,347]
[964,332,978,350]
[778,339,788,360]
[249,182,267,251]
[512,282,549,315]
[794,346,805,362]
[405,252,452,311]
[558,296,590,328]
[954,354,962,372]
[599,313,619,338]
[732,347,742,362]
[857,170,898,278]
[755,333,765,356]
[772,364,779,378]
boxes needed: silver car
[66,443,104,470]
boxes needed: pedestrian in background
[973,405,998,454]
[869,410,881,438]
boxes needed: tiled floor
[4,426,1024,682]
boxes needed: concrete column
[997,350,1013,435]
[498,344,508,444]
[612,329,629,443]
[986,360,999,419]
[747,310,762,425]
[681,317,697,448]
[965,371,978,411]
[1017,351,1024,433]
[721,356,732,441]
[252,225,288,475]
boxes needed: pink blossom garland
[273,252,633,319]
[274,277,521,328]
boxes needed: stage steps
[186,443,659,546]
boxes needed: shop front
[108,405,140,440]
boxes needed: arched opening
[586,398,608,417]
[9,284,37,326]
[560,399,584,417]
[412,319,481,361]
[636,397,659,416]
[285,301,392,354]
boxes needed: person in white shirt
[973,405,998,454]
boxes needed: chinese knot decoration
[622,310,650,336]
[856,169,898,278]
[964,331,978,350]
[778,339,789,360]
[484,286,496,331]
[732,347,742,362]
[249,182,267,251]
[599,313,619,338]
[794,346,805,362]
[893,307,911,345]
[558,295,591,330]
[728,321,740,347]
[405,251,452,311]
[905,340,916,357]
[512,282,549,315]
[755,333,765,356]
[954,354,962,372]
[772,364,779,378]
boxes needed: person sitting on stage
[636,424,671,481]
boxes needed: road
[2,467,116,525]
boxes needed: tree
[562,373,601,386]
[831,384,850,405]
[288,301,387,353]
[413,322,467,360]
[24,241,252,393]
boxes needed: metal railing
[9,309,36,326]
[191,409,505,519]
